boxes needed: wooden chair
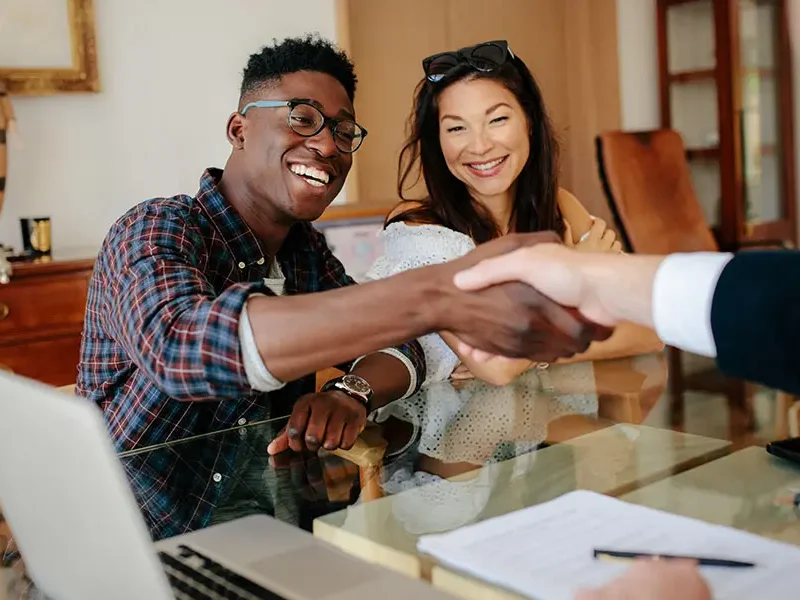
[776,393,800,439]
[594,129,786,434]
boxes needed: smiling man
[78,35,610,457]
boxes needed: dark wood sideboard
[0,202,395,388]
[0,250,96,386]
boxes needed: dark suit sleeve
[710,250,800,396]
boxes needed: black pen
[593,548,756,568]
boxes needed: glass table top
[622,446,800,546]
[1,352,768,598]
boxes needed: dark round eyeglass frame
[240,100,368,153]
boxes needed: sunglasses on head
[422,40,514,83]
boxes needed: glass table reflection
[2,353,741,599]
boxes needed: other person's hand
[435,232,614,362]
[575,560,711,600]
[267,390,367,455]
[454,242,617,328]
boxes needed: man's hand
[269,449,360,503]
[454,243,618,327]
[575,560,711,600]
[267,391,367,455]
[433,233,614,361]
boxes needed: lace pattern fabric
[374,363,597,465]
[370,363,599,534]
[366,223,477,385]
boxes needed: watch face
[342,374,371,395]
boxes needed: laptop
[0,371,454,600]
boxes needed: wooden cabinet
[0,205,388,390]
[0,253,95,386]
[657,0,796,249]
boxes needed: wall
[790,0,800,233]
[615,0,800,229]
[1,0,340,251]
[616,0,660,130]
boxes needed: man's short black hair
[240,34,357,103]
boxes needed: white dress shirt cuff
[239,297,286,392]
[351,348,418,399]
[652,252,733,358]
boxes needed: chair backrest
[595,129,718,254]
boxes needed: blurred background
[0,0,799,445]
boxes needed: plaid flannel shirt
[120,416,359,540]
[78,168,425,452]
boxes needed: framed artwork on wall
[0,0,99,94]
[315,216,385,283]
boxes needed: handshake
[434,231,621,364]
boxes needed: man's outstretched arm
[106,222,611,402]
[453,244,729,355]
[248,233,612,384]
[454,244,800,396]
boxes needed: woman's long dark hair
[390,55,564,244]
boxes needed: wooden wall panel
[446,0,571,180]
[345,0,449,204]
[341,0,622,225]
[563,0,623,228]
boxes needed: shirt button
[237,417,247,426]
[212,473,222,483]
[238,261,246,269]
[256,257,265,265]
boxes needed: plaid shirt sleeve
[100,208,265,401]
[309,225,426,395]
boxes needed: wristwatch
[321,374,373,407]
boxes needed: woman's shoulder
[381,220,475,250]
[386,200,427,224]
[382,201,474,245]
[367,217,475,280]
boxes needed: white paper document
[417,490,800,599]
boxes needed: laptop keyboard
[158,545,288,600]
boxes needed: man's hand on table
[268,448,360,503]
[435,233,614,362]
[575,560,711,600]
[267,390,366,455]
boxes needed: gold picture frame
[0,0,99,95]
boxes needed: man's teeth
[469,157,505,171]
[290,164,330,185]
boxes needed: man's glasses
[422,40,514,83]
[240,100,368,153]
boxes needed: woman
[367,40,663,386]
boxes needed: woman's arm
[558,190,665,363]
[379,203,537,386]
[441,331,535,386]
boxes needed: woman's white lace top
[369,364,598,534]
[366,222,476,385]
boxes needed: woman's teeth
[469,157,506,171]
